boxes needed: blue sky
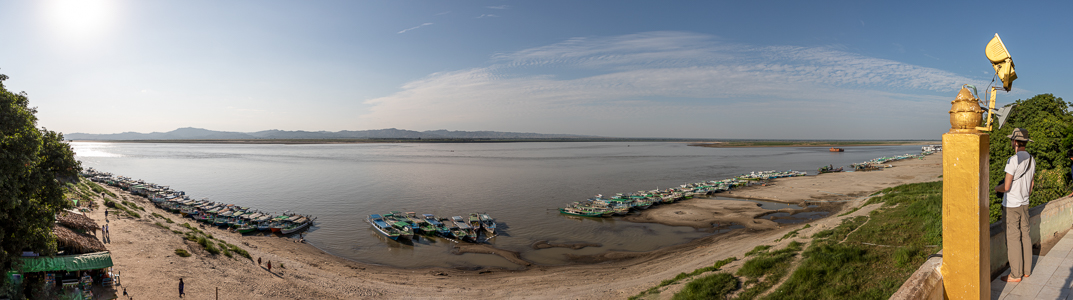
[1,0,1069,139]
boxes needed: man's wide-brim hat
[1007,127,1034,142]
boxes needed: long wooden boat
[423,214,451,237]
[269,215,290,233]
[237,224,259,234]
[281,216,312,235]
[450,216,476,241]
[478,213,496,235]
[369,214,401,240]
[558,207,607,217]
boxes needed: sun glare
[42,0,117,41]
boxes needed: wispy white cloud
[435,11,451,16]
[397,23,433,34]
[487,5,509,9]
[477,14,499,19]
[360,31,982,138]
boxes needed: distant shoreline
[69,139,941,146]
[689,140,938,148]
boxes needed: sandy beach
[84,153,942,299]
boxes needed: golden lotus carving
[949,86,983,133]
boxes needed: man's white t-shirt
[1002,151,1035,207]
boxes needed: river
[72,142,924,269]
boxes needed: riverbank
[689,140,938,148]
[87,153,942,299]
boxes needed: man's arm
[995,172,1014,193]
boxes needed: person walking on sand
[179,278,185,298]
[258,257,261,266]
[996,128,1036,283]
[267,260,272,272]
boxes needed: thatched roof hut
[57,210,99,232]
[53,224,106,254]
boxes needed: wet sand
[85,153,942,299]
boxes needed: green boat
[558,207,608,217]
[236,224,258,234]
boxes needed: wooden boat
[237,224,259,234]
[818,165,844,173]
[450,216,475,241]
[477,213,496,235]
[406,213,435,235]
[423,214,451,237]
[269,215,290,233]
[558,207,606,217]
[281,216,312,235]
[369,214,401,240]
[387,211,419,232]
[214,209,233,226]
[256,215,273,231]
[468,213,481,229]
[829,147,845,152]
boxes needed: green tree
[987,93,1073,222]
[0,74,82,279]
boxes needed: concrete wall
[891,196,1073,300]
[989,196,1073,278]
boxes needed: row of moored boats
[559,170,808,217]
[82,168,316,235]
[849,152,934,171]
[369,212,495,242]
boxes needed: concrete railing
[891,196,1073,300]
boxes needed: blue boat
[369,214,401,240]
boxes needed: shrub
[175,249,191,257]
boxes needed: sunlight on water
[71,142,123,157]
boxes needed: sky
[1,0,1070,139]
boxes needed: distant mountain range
[65,127,599,140]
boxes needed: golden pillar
[941,86,990,299]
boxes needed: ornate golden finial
[949,86,983,133]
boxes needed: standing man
[996,128,1036,282]
[179,278,185,298]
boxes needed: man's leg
[1017,205,1032,276]
[1005,206,1024,278]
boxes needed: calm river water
[71,142,923,269]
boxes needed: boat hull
[281,221,311,235]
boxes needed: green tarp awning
[18,251,112,273]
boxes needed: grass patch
[175,249,191,257]
[86,180,116,197]
[811,215,868,242]
[775,224,809,242]
[672,273,738,300]
[198,237,221,255]
[153,213,173,222]
[154,222,168,229]
[629,257,737,300]
[734,241,803,300]
[122,200,144,211]
[227,244,252,260]
[106,198,142,218]
[745,245,772,257]
[765,181,943,299]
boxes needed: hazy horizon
[2,1,1070,139]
